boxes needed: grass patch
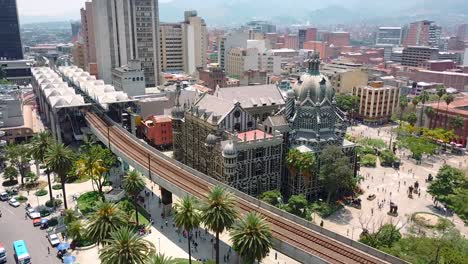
[45,199,62,208]
[2,180,18,187]
[52,184,62,190]
[118,198,150,226]
[77,191,101,215]
[35,189,48,196]
[15,195,28,203]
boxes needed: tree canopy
[335,94,359,113]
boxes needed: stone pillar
[161,187,173,216]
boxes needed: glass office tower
[0,0,23,60]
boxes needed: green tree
[398,95,408,127]
[173,195,201,264]
[418,91,430,127]
[75,147,109,197]
[29,131,54,202]
[122,170,146,226]
[86,201,126,246]
[361,154,377,167]
[359,224,402,248]
[5,144,31,185]
[259,190,282,206]
[449,115,464,132]
[63,209,79,225]
[25,171,38,187]
[404,112,418,126]
[230,212,272,264]
[45,143,75,209]
[425,106,435,127]
[286,194,308,217]
[201,186,238,264]
[443,94,455,129]
[435,85,446,127]
[99,226,155,264]
[147,254,173,264]
[319,146,354,203]
[399,136,437,160]
[3,165,18,183]
[336,94,359,118]
[411,96,420,110]
[428,165,466,205]
[67,220,86,242]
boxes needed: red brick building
[141,115,173,148]
[322,32,350,47]
[426,96,468,146]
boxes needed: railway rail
[86,112,392,264]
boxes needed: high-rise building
[70,21,81,39]
[80,2,96,73]
[322,32,350,47]
[401,46,439,67]
[246,20,276,33]
[160,23,185,73]
[298,29,307,49]
[92,0,161,86]
[403,20,441,48]
[218,31,249,70]
[284,34,299,50]
[0,0,23,60]
[182,10,207,75]
[111,60,146,97]
[456,24,467,41]
[376,27,402,46]
[353,81,400,123]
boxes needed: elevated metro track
[86,111,404,264]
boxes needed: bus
[12,240,31,264]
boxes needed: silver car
[8,198,20,207]
[48,234,61,247]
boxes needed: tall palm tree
[424,106,435,128]
[29,131,54,201]
[122,170,146,226]
[99,226,155,264]
[398,95,408,128]
[418,91,430,128]
[86,201,126,246]
[5,144,31,185]
[230,212,273,264]
[435,85,446,128]
[411,97,420,110]
[449,115,464,133]
[443,94,455,129]
[67,220,86,242]
[147,253,173,264]
[201,186,238,264]
[44,143,75,209]
[173,195,201,264]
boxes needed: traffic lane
[0,202,61,264]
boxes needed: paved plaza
[317,124,468,241]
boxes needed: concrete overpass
[86,111,407,264]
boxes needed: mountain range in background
[20,0,468,27]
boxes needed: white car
[8,198,20,207]
[48,234,61,247]
[26,208,36,218]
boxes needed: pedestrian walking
[320,220,324,227]
[47,246,50,254]
[165,220,168,227]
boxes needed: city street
[0,201,61,264]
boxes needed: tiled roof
[216,84,284,108]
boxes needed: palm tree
[67,220,86,242]
[99,226,155,264]
[435,85,446,128]
[449,115,464,133]
[201,186,238,264]
[398,95,408,128]
[63,209,79,225]
[424,106,435,128]
[5,144,31,185]
[86,201,126,246]
[443,94,455,129]
[29,131,54,201]
[44,143,75,209]
[418,91,430,128]
[230,212,273,264]
[411,97,420,110]
[147,253,173,264]
[122,170,146,226]
[173,195,201,264]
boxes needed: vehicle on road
[8,198,20,207]
[48,234,60,247]
[13,240,31,264]
[26,208,35,218]
[32,218,41,227]
[0,242,6,263]
[0,192,9,201]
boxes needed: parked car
[26,208,36,218]
[29,212,41,220]
[48,234,60,247]
[0,242,6,263]
[8,198,20,207]
[0,192,9,201]
[32,218,41,227]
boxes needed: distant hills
[20,0,468,27]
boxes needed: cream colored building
[226,47,259,78]
[160,23,186,73]
[159,11,207,76]
[353,81,400,123]
[321,61,368,94]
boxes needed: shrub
[48,217,58,227]
[357,146,376,155]
[77,191,101,215]
[45,199,63,208]
[52,184,62,190]
[380,149,398,166]
[35,189,48,196]
[361,154,377,167]
[310,202,343,218]
[15,195,28,203]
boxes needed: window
[234,110,241,118]
[234,123,241,131]
[255,148,264,158]
[247,121,253,128]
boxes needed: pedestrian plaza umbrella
[40,218,48,224]
[63,255,76,264]
[57,243,70,251]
